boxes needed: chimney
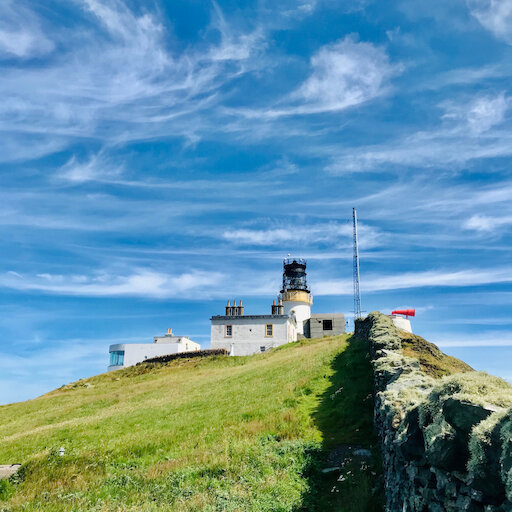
[233,299,238,316]
[239,299,244,316]
[271,299,278,315]
[226,300,232,316]
[166,328,173,336]
[278,298,284,315]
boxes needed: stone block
[443,398,496,433]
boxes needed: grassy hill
[0,335,384,512]
[399,330,473,378]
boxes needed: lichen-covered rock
[468,410,508,501]
[396,408,424,461]
[499,416,512,502]
[443,398,497,433]
[424,417,468,471]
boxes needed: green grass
[0,335,383,512]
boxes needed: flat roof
[310,313,345,318]
[211,314,290,320]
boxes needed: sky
[1,0,512,404]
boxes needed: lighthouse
[279,258,312,335]
[210,257,344,356]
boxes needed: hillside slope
[0,335,383,512]
[399,330,473,378]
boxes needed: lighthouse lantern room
[279,258,313,335]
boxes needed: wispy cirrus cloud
[316,267,512,295]
[435,332,512,347]
[325,92,512,173]
[441,93,509,133]
[467,0,512,44]
[7,265,512,300]
[0,269,225,298]
[59,153,123,183]
[222,221,383,248]
[291,36,399,114]
[0,0,267,161]
[231,36,400,119]
[464,214,512,232]
[0,1,54,58]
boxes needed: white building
[211,308,297,356]
[391,315,413,333]
[210,258,345,356]
[108,328,200,371]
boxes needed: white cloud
[222,222,382,248]
[464,214,512,232]
[0,0,266,162]
[315,267,512,294]
[293,36,398,113]
[324,94,512,173]
[0,1,54,58]
[442,93,509,133]
[59,153,123,183]
[297,1,318,14]
[209,2,266,62]
[233,36,399,119]
[466,93,509,131]
[467,0,512,44]
[0,269,225,298]
[435,333,512,347]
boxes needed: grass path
[0,335,383,511]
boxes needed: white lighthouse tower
[279,258,312,335]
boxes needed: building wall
[390,315,412,333]
[283,302,311,335]
[108,341,200,371]
[305,313,345,338]
[210,315,295,356]
[154,335,197,346]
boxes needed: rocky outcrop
[356,312,512,512]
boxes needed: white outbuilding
[210,308,297,356]
[108,328,200,371]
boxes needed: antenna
[353,208,362,319]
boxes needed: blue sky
[1,0,512,404]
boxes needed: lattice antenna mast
[353,208,362,319]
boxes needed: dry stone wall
[356,312,512,512]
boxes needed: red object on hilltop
[392,309,416,318]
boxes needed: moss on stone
[427,372,512,410]
[400,332,473,378]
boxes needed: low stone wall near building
[356,312,512,512]
[139,348,229,365]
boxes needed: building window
[323,319,333,331]
[225,325,233,337]
[260,346,266,352]
[109,350,125,366]
[265,324,273,337]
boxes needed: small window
[225,325,233,337]
[265,324,273,337]
[323,319,333,331]
[260,346,266,352]
[109,350,125,366]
